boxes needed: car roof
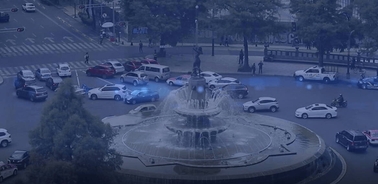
[345,130,365,136]
[27,85,44,89]
[39,68,50,71]
[106,61,121,64]
[104,84,126,88]
[98,64,112,68]
[58,63,69,66]
[141,64,167,68]
[0,128,7,132]
[367,130,378,133]
[258,97,276,101]
[51,76,63,81]
[21,69,32,73]
[13,150,28,154]
[128,71,145,75]
[201,71,216,74]
[311,103,327,107]
[135,104,156,108]
[221,77,237,81]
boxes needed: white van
[137,64,170,82]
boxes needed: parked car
[140,58,158,65]
[166,75,191,86]
[362,130,378,145]
[124,90,159,104]
[35,68,52,81]
[336,130,368,151]
[16,85,48,102]
[0,161,18,182]
[8,150,30,169]
[56,63,72,77]
[200,71,222,84]
[123,61,142,72]
[295,103,337,119]
[214,84,248,99]
[120,71,148,86]
[129,104,158,116]
[87,84,129,101]
[0,12,10,22]
[243,97,279,113]
[45,77,63,91]
[0,128,11,147]
[17,70,36,82]
[13,77,26,90]
[86,64,115,78]
[104,60,125,74]
[357,76,378,90]
[22,3,36,12]
[137,64,170,82]
[208,77,240,89]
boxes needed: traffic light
[17,27,25,32]
[79,5,85,9]
[291,22,296,32]
[11,8,18,12]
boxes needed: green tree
[209,0,283,71]
[290,0,359,66]
[121,0,201,53]
[28,79,122,184]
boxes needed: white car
[88,84,129,101]
[295,103,337,119]
[0,161,18,182]
[0,128,12,147]
[104,61,125,74]
[17,70,35,82]
[362,130,378,145]
[208,77,240,89]
[129,104,157,114]
[56,63,72,77]
[22,3,36,12]
[243,97,279,113]
[200,71,222,84]
[166,75,191,86]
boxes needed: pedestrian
[258,60,263,74]
[84,52,89,64]
[239,49,244,65]
[251,63,256,75]
[225,37,229,47]
[99,34,104,45]
[148,38,152,47]
[351,58,356,70]
[139,40,143,53]
[154,49,158,61]
[220,35,224,45]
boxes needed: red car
[86,64,115,78]
[123,61,142,72]
[141,58,158,65]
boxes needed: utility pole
[347,30,355,79]
[211,7,215,56]
[112,1,116,43]
[195,5,199,47]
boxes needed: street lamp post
[112,1,116,43]
[346,30,355,79]
[195,5,199,47]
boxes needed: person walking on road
[258,60,263,74]
[84,52,89,64]
[239,49,244,65]
[225,37,229,47]
[139,40,144,53]
[251,63,256,75]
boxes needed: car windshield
[36,88,46,92]
[114,63,122,66]
[305,105,313,110]
[140,74,148,77]
[354,136,367,141]
[53,78,63,83]
[213,73,220,77]
[11,152,24,159]
[60,66,69,70]
[41,69,50,74]
[24,71,33,76]
[372,132,378,138]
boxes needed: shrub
[78,12,93,26]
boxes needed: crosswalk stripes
[0,57,146,77]
[0,42,118,58]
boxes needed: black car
[357,76,378,90]
[45,77,63,91]
[16,85,48,102]
[217,84,249,99]
[8,150,30,169]
[336,130,369,151]
[0,12,9,22]
[124,90,159,104]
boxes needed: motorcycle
[330,99,348,108]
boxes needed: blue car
[14,78,26,90]
[357,76,378,90]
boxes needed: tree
[290,0,359,66]
[121,0,202,55]
[28,79,122,184]
[209,0,283,72]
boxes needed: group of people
[239,49,263,75]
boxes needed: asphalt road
[0,71,377,183]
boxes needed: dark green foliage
[28,79,122,184]
[78,12,93,26]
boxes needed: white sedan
[88,84,129,101]
[208,77,240,89]
[166,75,191,86]
[17,70,36,82]
[104,60,125,74]
[243,97,279,113]
[295,103,337,119]
[56,63,72,77]
[200,71,222,83]
[362,130,378,145]
[22,3,36,12]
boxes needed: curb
[330,147,347,184]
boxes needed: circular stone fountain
[109,74,343,184]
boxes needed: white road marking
[40,25,44,28]
[50,33,54,36]
[13,35,17,38]
[32,33,37,37]
[13,19,17,22]
[42,6,45,9]
[30,18,34,22]
[96,77,113,84]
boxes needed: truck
[293,66,338,83]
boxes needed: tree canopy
[28,79,122,184]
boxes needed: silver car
[35,68,52,81]
[120,71,149,86]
